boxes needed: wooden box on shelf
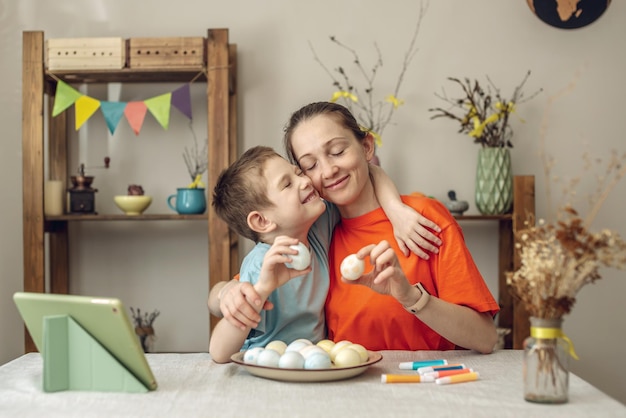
[45,37,126,70]
[128,37,205,68]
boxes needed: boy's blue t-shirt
[240,201,340,350]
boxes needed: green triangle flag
[52,81,83,117]
[144,93,172,130]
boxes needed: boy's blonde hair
[212,146,282,242]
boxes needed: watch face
[527,0,611,29]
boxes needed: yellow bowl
[114,195,152,216]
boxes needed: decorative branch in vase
[183,123,208,189]
[506,77,626,404]
[308,1,429,163]
[428,71,542,215]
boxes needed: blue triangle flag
[100,101,127,134]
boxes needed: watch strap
[403,282,430,314]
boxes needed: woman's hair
[211,146,281,243]
[282,102,367,165]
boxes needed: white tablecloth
[0,350,624,417]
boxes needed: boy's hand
[343,240,414,302]
[256,236,311,296]
[390,203,442,259]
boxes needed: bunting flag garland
[52,80,83,117]
[144,93,172,130]
[124,101,148,136]
[171,84,193,119]
[50,75,197,135]
[74,95,101,130]
[100,101,126,135]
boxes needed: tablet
[13,292,157,391]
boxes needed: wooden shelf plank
[45,67,207,84]
[45,214,207,221]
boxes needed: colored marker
[398,359,448,370]
[423,368,473,379]
[417,364,466,374]
[381,374,435,383]
[436,371,480,385]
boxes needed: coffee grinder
[68,158,110,214]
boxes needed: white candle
[44,180,64,216]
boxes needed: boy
[209,146,336,363]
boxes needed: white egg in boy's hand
[340,254,364,280]
[285,242,311,271]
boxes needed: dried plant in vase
[309,1,428,152]
[429,70,542,148]
[183,123,208,188]
[130,307,161,353]
[506,77,626,403]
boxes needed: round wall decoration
[527,0,611,29]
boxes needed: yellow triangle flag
[74,95,101,130]
[144,93,172,130]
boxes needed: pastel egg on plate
[304,352,333,370]
[243,346,264,364]
[340,254,365,280]
[278,351,305,369]
[285,339,312,353]
[333,347,362,368]
[316,339,336,354]
[299,344,328,360]
[256,349,281,367]
[265,340,287,355]
[329,340,353,362]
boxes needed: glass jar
[523,317,570,403]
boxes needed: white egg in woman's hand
[285,242,311,271]
[340,254,365,280]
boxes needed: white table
[0,350,624,417]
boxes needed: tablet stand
[42,315,148,393]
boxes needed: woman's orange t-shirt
[325,194,500,351]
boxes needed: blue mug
[167,188,207,214]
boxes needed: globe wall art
[527,0,611,29]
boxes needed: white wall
[1,0,624,404]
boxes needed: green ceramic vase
[475,147,513,215]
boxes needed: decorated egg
[265,340,287,355]
[278,351,305,369]
[340,254,365,280]
[299,344,327,360]
[285,339,312,353]
[304,352,332,369]
[316,339,336,354]
[243,346,264,364]
[347,343,369,362]
[333,347,362,368]
[256,349,281,367]
[329,340,353,362]
[285,242,311,270]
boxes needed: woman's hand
[346,241,415,304]
[218,280,273,331]
[388,202,442,259]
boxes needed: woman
[211,102,498,354]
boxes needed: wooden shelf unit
[21,29,239,352]
[454,175,535,349]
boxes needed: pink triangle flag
[144,93,172,130]
[74,95,101,130]
[124,101,148,136]
[171,84,192,120]
[52,80,83,117]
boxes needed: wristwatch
[403,282,430,314]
